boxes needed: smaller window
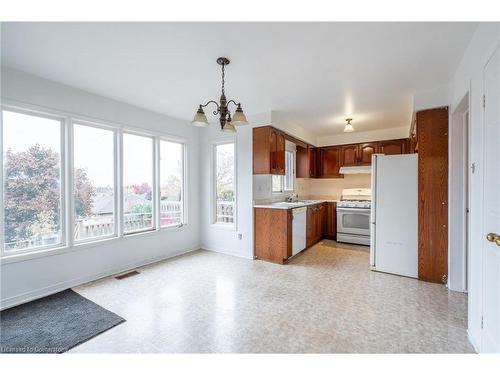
[159,140,184,227]
[214,142,235,225]
[272,150,294,193]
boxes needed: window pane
[160,140,183,227]
[2,110,63,251]
[284,151,294,191]
[272,175,283,192]
[73,124,115,241]
[215,143,235,224]
[123,133,154,233]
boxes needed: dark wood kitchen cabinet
[341,144,359,167]
[306,203,327,247]
[318,146,343,178]
[359,142,379,165]
[253,126,286,175]
[379,138,408,155]
[296,146,320,178]
[341,142,379,166]
[254,208,292,264]
[325,202,337,239]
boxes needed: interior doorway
[449,92,470,292]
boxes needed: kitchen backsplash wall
[296,174,372,200]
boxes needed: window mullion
[154,137,160,231]
[117,129,124,237]
[65,118,75,248]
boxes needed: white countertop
[253,199,340,210]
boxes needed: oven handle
[336,207,371,214]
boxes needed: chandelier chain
[221,63,225,95]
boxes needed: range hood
[339,166,372,174]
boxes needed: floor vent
[115,270,140,280]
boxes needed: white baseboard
[467,329,480,353]
[0,247,200,310]
[201,245,254,260]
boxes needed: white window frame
[1,106,68,257]
[211,139,237,230]
[122,131,157,235]
[0,100,189,263]
[272,150,295,194]
[71,120,119,245]
[158,137,187,229]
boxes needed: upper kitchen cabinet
[341,142,379,166]
[253,126,286,175]
[296,146,319,178]
[379,138,408,155]
[341,144,359,166]
[319,146,343,178]
[359,142,379,165]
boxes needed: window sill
[1,224,188,265]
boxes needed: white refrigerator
[370,154,418,278]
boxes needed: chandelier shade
[191,106,209,127]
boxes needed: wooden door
[359,142,379,165]
[417,107,448,283]
[253,126,272,174]
[276,132,286,175]
[269,129,278,174]
[325,202,337,238]
[309,148,319,178]
[296,146,309,178]
[318,203,326,238]
[306,206,315,247]
[321,147,342,178]
[482,46,500,352]
[341,144,358,166]
[379,139,406,155]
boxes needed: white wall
[199,112,271,260]
[0,68,201,309]
[446,23,500,353]
[316,126,410,147]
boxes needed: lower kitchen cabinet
[306,203,328,247]
[254,208,292,264]
[325,202,337,239]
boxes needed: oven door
[337,207,371,236]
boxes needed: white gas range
[337,188,371,246]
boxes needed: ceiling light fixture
[344,118,354,132]
[191,57,249,132]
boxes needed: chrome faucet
[286,193,298,202]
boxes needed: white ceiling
[1,22,477,136]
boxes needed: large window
[214,142,235,225]
[123,133,154,234]
[73,123,116,241]
[159,140,184,227]
[2,110,64,251]
[1,105,189,257]
[272,150,294,193]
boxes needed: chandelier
[191,57,248,132]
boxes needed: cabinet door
[379,139,406,155]
[326,202,337,238]
[276,132,286,175]
[321,147,342,178]
[341,144,358,166]
[306,206,315,247]
[359,142,379,165]
[309,148,319,177]
[269,129,278,174]
[318,204,326,238]
[296,146,309,178]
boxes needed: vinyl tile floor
[70,241,474,353]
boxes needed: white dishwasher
[292,207,307,256]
